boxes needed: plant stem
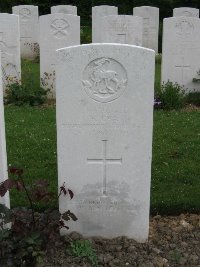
[20,176,36,228]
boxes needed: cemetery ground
[1,59,200,266]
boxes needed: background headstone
[173,7,199,18]
[92,5,118,43]
[0,55,10,209]
[56,44,155,242]
[40,14,80,98]
[133,6,159,53]
[12,5,39,60]
[101,15,143,45]
[0,13,21,89]
[51,5,77,15]
[161,17,200,92]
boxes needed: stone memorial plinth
[51,5,77,15]
[162,17,200,92]
[0,56,10,208]
[101,15,143,45]
[173,7,199,18]
[133,6,159,53]
[40,14,80,98]
[12,5,39,60]
[0,13,21,89]
[92,5,118,43]
[56,44,155,242]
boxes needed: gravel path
[40,214,200,267]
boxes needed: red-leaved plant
[0,167,77,266]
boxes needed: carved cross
[87,140,122,195]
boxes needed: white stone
[51,5,77,15]
[173,7,199,18]
[161,17,200,92]
[133,6,159,53]
[56,44,155,242]
[0,55,10,209]
[100,15,143,45]
[12,5,39,60]
[92,5,118,43]
[40,14,80,98]
[0,13,21,89]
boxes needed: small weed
[169,250,182,263]
[158,81,186,110]
[5,61,48,106]
[70,240,98,267]
[185,91,200,107]
[5,82,48,106]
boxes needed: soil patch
[39,214,200,267]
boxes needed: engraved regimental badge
[82,57,127,103]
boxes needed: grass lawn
[3,59,200,214]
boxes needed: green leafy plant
[0,167,77,266]
[70,240,98,267]
[5,82,48,106]
[158,81,186,110]
[185,91,200,107]
[169,250,182,263]
[5,61,48,106]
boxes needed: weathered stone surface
[56,44,155,242]
[12,5,39,60]
[173,7,199,18]
[133,6,159,53]
[92,5,118,43]
[101,15,143,45]
[40,14,80,98]
[0,13,21,89]
[0,56,10,208]
[161,17,200,92]
[51,5,77,15]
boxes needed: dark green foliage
[5,60,48,106]
[158,81,186,110]
[185,92,200,107]
[5,83,48,106]
[81,26,92,44]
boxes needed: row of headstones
[12,5,200,59]
[0,6,200,97]
[0,43,155,242]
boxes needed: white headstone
[161,17,200,92]
[56,44,155,242]
[101,15,143,45]
[133,6,159,53]
[51,5,77,15]
[0,56,10,209]
[0,14,21,89]
[92,5,118,43]
[40,14,80,98]
[173,7,199,18]
[12,5,39,60]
